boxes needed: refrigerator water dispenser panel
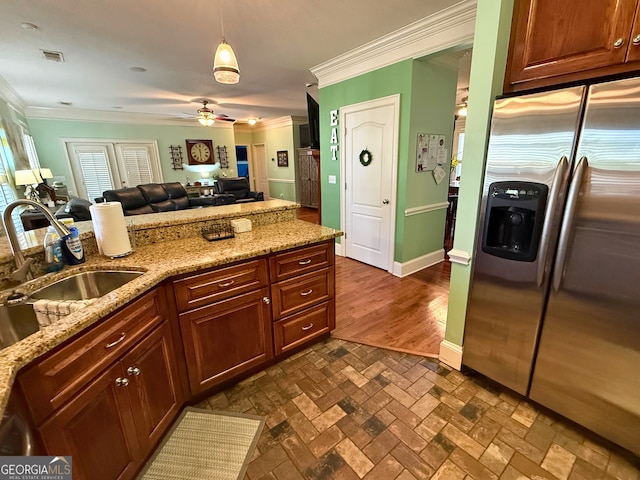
[482,181,548,262]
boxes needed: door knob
[633,34,640,46]
[263,296,270,304]
[115,377,129,387]
[613,37,624,48]
[127,366,141,376]
[382,199,390,204]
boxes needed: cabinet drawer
[271,267,334,320]
[19,288,165,426]
[173,259,268,312]
[274,301,335,355]
[269,241,334,282]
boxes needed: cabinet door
[122,321,183,453]
[179,287,273,394]
[38,363,141,480]
[506,0,638,90]
[626,2,640,62]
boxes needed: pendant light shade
[213,40,239,84]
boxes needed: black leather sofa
[102,182,235,216]
[214,177,264,203]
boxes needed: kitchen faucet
[2,199,70,282]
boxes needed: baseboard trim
[439,340,463,370]
[392,249,444,277]
[335,241,344,257]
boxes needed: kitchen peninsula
[0,200,340,476]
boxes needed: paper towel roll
[89,202,133,257]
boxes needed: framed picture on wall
[277,150,289,167]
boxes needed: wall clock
[185,139,214,165]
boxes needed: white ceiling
[0,0,468,125]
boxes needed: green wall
[401,58,457,262]
[445,0,515,346]
[251,123,297,201]
[318,57,457,264]
[26,119,238,195]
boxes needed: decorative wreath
[359,149,373,166]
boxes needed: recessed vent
[58,101,72,106]
[40,50,65,62]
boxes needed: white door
[341,95,400,271]
[252,143,269,198]
[66,141,162,200]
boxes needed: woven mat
[137,407,265,480]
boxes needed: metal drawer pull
[300,289,313,296]
[298,259,312,265]
[633,34,640,46]
[127,366,141,376]
[614,37,624,48]
[105,332,126,349]
[218,280,235,287]
[263,296,270,304]
[115,377,129,387]
[301,323,314,331]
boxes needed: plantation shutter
[75,146,114,201]
[0,127,24,239]
[119,146,153,187]
[22,133,41,170]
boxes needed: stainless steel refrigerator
[463,76,640,456]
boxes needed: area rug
[137,407,265,480]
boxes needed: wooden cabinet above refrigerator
[505,0,640,93]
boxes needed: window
[22,130,41,170]
[0,127,24,239]
[66,141,162,201]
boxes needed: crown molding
[0,75,27,112]
[23,106,235,128]
[311,0,476,87]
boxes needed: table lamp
[36,168,54,184]
[14,169,40,202]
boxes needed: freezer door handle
[552,156,588,292]
[537,156,569,287]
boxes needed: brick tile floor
[195,339,640,480]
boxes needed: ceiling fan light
[213,40,239,84]
[198,116,215,126]
[248,118,257,126]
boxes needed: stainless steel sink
[0,304,39,349]
[29,270,144,301]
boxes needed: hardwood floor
[332,257,451,358]
[295,205,451,358]
[296,206,319,223]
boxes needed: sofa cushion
[162,182,188,199]
[172,196,190,210]
[138,183,169,204]
[58,197,92,221]
[103,187,153,216]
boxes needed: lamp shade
[213,40,239,84]
[38,168,53,180]
[14,169,38,186]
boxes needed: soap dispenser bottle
[60,218,85,265]
[44,226,64,273]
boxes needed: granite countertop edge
[0,219,341,414]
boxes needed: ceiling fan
[195,100,236,126]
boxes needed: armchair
[214,177,264,203]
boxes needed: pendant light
[213,1,239,84]
[197,101,215,126]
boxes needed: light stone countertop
[0,204,341,415]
